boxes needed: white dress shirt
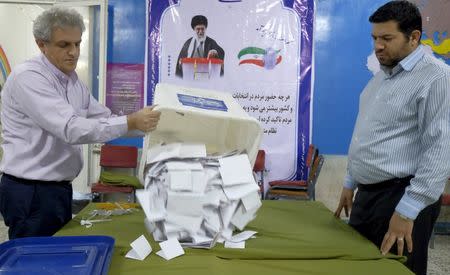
[0,54,128,181]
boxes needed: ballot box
[137,83,263,248]
[139,82,262,177]
[181,57,223,80]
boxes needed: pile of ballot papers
[136,142,262,248]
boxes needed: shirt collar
[381,45,424,77]
[40,53,78,83]
[399,45,424,71]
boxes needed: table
[56,201,413,275]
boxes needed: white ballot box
[138,83,262,181]
[137,83,263,248]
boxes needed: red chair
[91,145,139,202]
[266,144,324,200]
[253,150,266,199]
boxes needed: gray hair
[33,7,85,41]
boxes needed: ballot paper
[156,238,185,260]
[230,230,258,242]
[125,235,152,261]
[224,241,245,249]
[219,154,255,186]
[140,143,262,249]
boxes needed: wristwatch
[396,212,414,221]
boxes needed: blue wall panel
[106,0,146,147]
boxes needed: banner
[106,63,145,115]
[147,0,314,182]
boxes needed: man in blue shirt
[334,1,450,274]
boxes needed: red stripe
[239,59,264,67]
[181,57,223,65]
[276,55,282,64]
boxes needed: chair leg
[260,174,264,200]
[429,228,435,249]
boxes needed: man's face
[194,24,206,39]
[37,27,82,75]
[371,20,416,68]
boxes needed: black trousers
[349,177,441,275]
[0,173,72,239]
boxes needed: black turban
[191,15,208,29]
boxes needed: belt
[2,173,71,185]
[357,175,414,192]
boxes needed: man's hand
[127,106,161,132]
[380,212,414,256]
[334,188,354,218]
[207,49,218,58]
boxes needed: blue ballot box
[0,236,114,275]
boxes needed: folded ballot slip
[137,83,263,249]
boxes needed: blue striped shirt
[344,45,450,220]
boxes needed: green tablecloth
[56,201,413,275]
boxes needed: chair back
[306,144,316,168]
[253,150,266,172]
[100,145,138,168]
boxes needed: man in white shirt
[0,7,160,239]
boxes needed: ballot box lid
[139,83,262,181]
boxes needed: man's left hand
[380,211,414,256]
[207,49,218,58]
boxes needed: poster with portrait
[146,0,314,183]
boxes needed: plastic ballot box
[181,57,223,80]
[139,83,262,182]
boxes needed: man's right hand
[127,106,161,132]
[334,187,354,218]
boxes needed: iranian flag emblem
[238,47,282,69]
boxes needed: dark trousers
[349,177,441,275]
[0,173,72,239]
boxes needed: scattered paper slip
[230,231,258,243]
[156,238,185,260]
[224,241,245,249]
[141,143,262,249]
[125,235,152,261]
[219,154,254,186]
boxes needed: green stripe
[238,47,266,59]
[239,53,264,60]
